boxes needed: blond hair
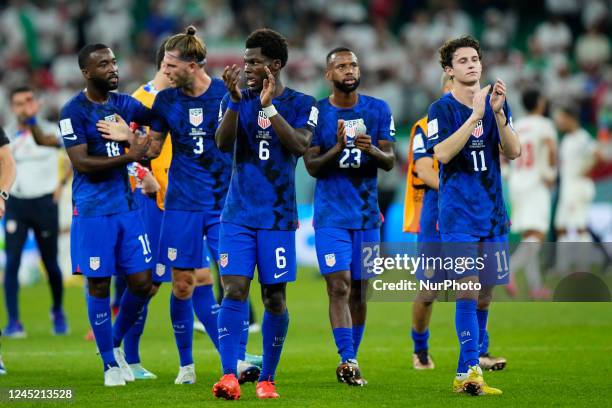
[165,26,206,64]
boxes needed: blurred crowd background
[0,0,610,279]
[1,0,610,136]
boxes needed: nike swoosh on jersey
[274,271,289,279]
[63,135,78,140]
[145,257,152,263]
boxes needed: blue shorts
[416,232,446,283]
[440,233,509,285]
[134,190,171,282]
[218,222,296,285]
[70,210,153,278]
[158,209,219,269]
[315,228,380,281]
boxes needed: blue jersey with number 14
[426,92,512,237]
[220,88,317,230]
[150,78,231,213]
[312,95,395,230]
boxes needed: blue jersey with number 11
[426,92,512,237]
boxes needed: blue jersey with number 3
[426,92,512,237]
[219,88,317,230]
[150,78,231,213]
[59,91,152,217]
[311,95,395,230]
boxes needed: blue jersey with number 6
[311,95,395,230]
[426,92,512,237]
[150,78,231,213]
[219,88,317,230]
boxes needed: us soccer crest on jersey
[344,118,366,147]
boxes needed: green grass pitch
[2,267,611,407]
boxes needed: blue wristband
[227,99,240,112]
[24,117,38,126]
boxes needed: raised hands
[490,79,506,113]
[471,84,491,120]
[260,66,276,108]
[222,64,242,102]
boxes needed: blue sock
[238,301,250,361]
[112,290,149,348]
[476,309,489,356]
[218,298,245,375]
[170,293,194,367]
[87,295,117,370]
[259,310,289,382]
[192,285,220,350]
[412,328,429,353]
[124,304,148,364]
[352,325,365,357]
[333,327,355,362]
[455,299,479,373]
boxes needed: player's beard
[92,76,118,91]
[333,77,360,94]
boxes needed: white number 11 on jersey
[470,150,487,172]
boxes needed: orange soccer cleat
[212,374,241,400]
[256,381,280,399]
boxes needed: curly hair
[245,28,288,67]
[438,35,482,69]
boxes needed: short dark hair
[78,43,110,69]
[156,38,169,70]
[245,28,288,67]
[326,47,353,66]
[438,35,482,69]
[522,88,542,112]
[9,86,34,102]
[559,103,580,120]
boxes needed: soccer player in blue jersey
[142,27,234,385]
[303,47,395,386]
[59,44,155,386]
[426,36,521,396]
[407,74,452,371]
[213,28,318,400]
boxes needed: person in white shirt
[554,104,602,273]
[508,88,557,299]
[3,86,70,338]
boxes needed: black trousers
[3,194,64,321]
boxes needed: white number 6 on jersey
[275,247,286,269]
[259,140,270,160]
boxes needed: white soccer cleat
[130,363,157,380]
[104,366,126,387]
[175,364,196,384]
[0,355,7,375]
[113,347,135,382]
[193,320,206,334]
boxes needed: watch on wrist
[0,190,9,200]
